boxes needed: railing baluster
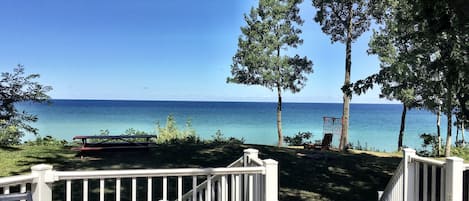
[221,175,227,201]
[163,176,167,201]
[147,177,152,201]
[248,174,253,201]
[231,175,235,201]
[463,169,469,201]
[440,167,446,201]
[198,189,203,201]
[132,177,137,201]
[178,176,182,201]
[19,183,27,201]
[235,174,241,201]
[20,183,26,193]
[431,166,436,201]
[217,180,221,201]
[415,162,420,201]
[206,175,211,201]
[83,179,89,201]
[116,178,121,201]
[212,181,216,201]
[261,173,265,201]
[192,176,197,201]
[424,163,428,201]
[100,179,105,201]
[0,149,271,201]
[66,180,71,201]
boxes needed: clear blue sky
[0,0,392,103]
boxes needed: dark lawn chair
[304,133,333,150]
[0,192,33,201]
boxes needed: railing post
[263,159,278,201]
[243,148,259,166]
[445,157,463,201]
[403,148,416,201]
[31,164,54,201]
[244,148,259,200]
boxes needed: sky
[0,0,394,103]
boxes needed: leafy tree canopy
[0,65,52,145]
[228,0,313,147]
[228,0,313,92]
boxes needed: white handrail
[0,174,35,187]
[55,166,265,180]
[411,155,445,167]
[249,157,264,166]
[227,157,244,167]
[180,156,247,200]
[0,148,278,201]
[379,160,404,201]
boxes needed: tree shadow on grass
[12,143,400,201]
[249,145,401,201]
[0,146,22,151]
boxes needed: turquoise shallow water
[17,100,453,152]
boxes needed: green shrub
[25,135,67,146]
[451,146,469,160]
[418,133,440,157]
[0,125,22,146]
[348,141,383,152]
[156,114,197,143]
[283,131,312,146]
[210,130,244,144]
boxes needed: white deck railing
[0,148,278,201]
[379,148,466,201]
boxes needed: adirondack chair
[304,133,333,150]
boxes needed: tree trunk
[339,4,353,151]
[398,104,407,151]
[276,45,283,147]
[462,120,465,144]
[437,106,441,156]
[277,86,283,147]
[456,119,460,144]
[444,88,453,157]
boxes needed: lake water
[17,100,454,152]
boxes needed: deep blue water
[16,100,453,152]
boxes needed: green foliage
[99,129,110,136]
[0,65,52,145]
[229,0,313,92]
[348,140,384,152]
[156,114,197,143]
[93,117,245,145]
[350,0,468,156]
[124,128,148,135]
[210,129,245,145]
[312,0,376,150]
[25,135,68,146]
[211,129,226,143]
[451,146,469,161]
[418,133,441,157]
[0,125,22,146]
[312,0,374,43]
[229,0,313,147]
[283,131,312,146]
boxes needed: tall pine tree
[228,0,313,147]
[312,0,374,150]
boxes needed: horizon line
[48,98,400,105]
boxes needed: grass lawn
[0,143,401,201]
